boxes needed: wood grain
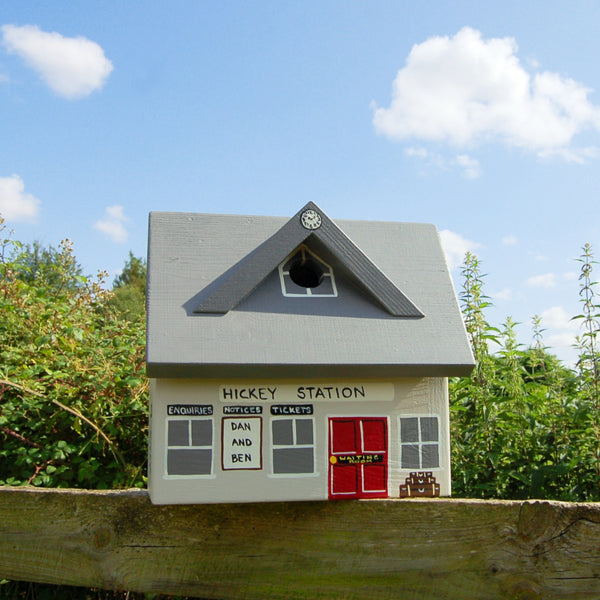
[1,487,600,599]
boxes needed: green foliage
[106,251,147,322]
[3,216,600,501]
[2,216,600,597]
[9,239,85,291]
[113,251,147,291]
[571,243,600,496]
[0,216,148,490]
[450,246,600,501]
[107,282,146,322]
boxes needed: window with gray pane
[399,416,439,469]
[271,417,315,474]
[166,418,213,476]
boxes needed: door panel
[361,419,386,453]
[331,419,358,454]
[331,463,359,495]
[362,464,387,493]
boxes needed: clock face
[300,209,322,230]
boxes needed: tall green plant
[450,255,579,499]
[450,252,502,497]
[572,243,600,498]
[518,316,576,498]
[574,243,600,401]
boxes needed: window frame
[398,415,441,471]
[270,416,317,477]
[164,416,215,479]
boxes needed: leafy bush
[0,217,148,490]
[450,248,600,501]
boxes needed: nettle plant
[450,245,600,501]
[572,243,600,495]
[0,216,148,489]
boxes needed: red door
[328,417,388,499]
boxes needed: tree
[106,252,147,322]
[10,239,84,291]
[113,251,146,291]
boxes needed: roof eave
[146,361,476,379]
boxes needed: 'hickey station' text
[220,385,368,402]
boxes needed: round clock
[300,209,322,230]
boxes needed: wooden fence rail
[1,487,600,599]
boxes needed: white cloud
[539,306,580,362]
[373,27,600,161]
[405,146,481,177]
[94,205,128,243]
[454,154,481,179]
[540,306,575,330]
[1,24,113,99]
[439,229,481,269]
[492,287,512,301]
[562,271,578,282]
[531,250,548,262]
[526,273,557,288]
[0,174,40,222]
[405,146,429,158]
[404,146,447,172]
[502,235,518,246]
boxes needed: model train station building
[146,202,474,504]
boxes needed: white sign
[221,417,262,470]
[219,382,394,402]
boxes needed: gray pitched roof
[146,207,475,378]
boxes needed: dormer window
[279,246,337,297]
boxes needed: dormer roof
[194,202,423,318]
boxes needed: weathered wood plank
[1,487,600,599]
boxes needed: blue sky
[1,1,599,364]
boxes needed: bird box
[146,202,474,504]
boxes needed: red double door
[328,417,388,500]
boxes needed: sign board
[221,416,262,470]
[219,382,394,403]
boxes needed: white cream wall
[148,377,450,505]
